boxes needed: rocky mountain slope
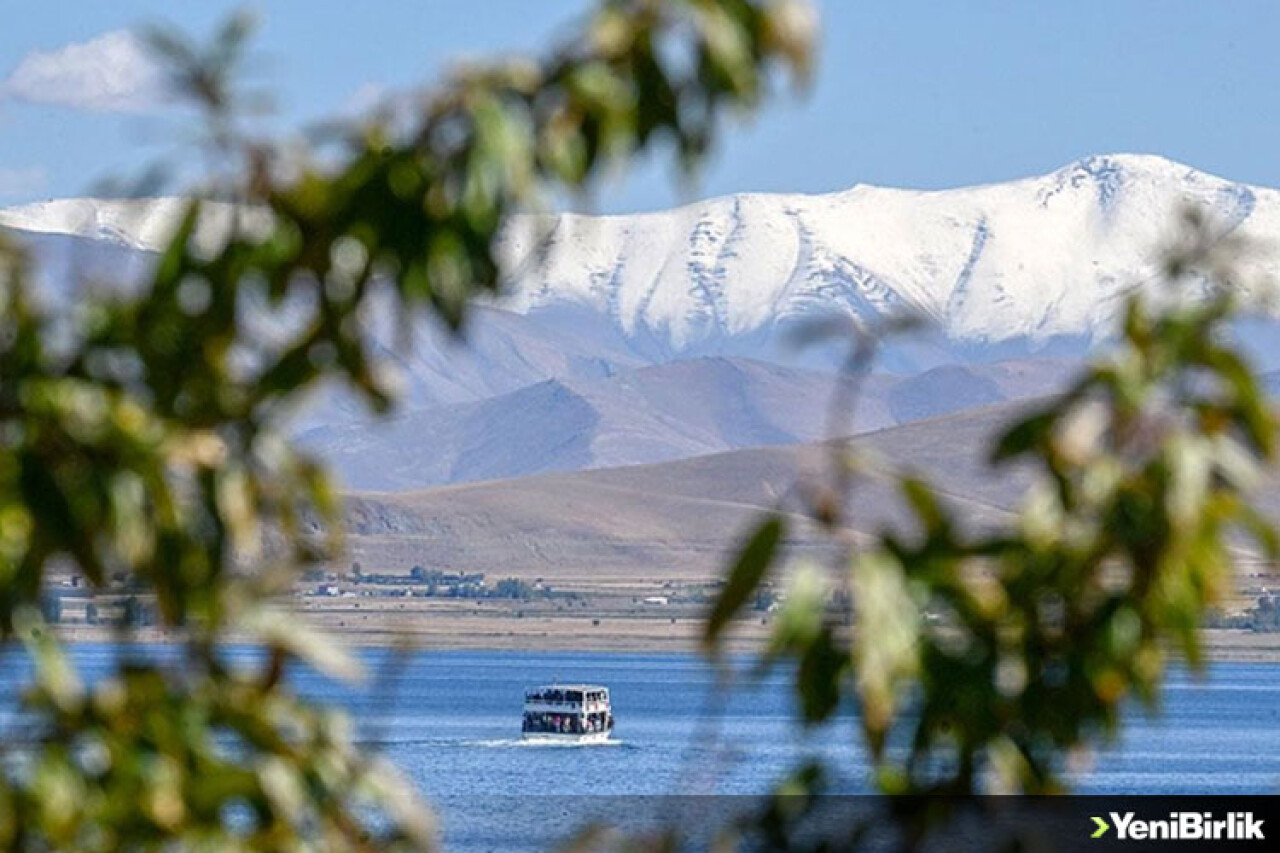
[300,357,887,489]
[333,401,1039,582]
[335,397,1278,582]
[498,154,1280,366]
[301,356,1080,489]
[8,155,1279,372]
[6,155,1277,490]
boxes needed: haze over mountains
[337,398,1280,586]
[301,355,1080,490]
[4,154,1278,490]
[334,401,1056,582]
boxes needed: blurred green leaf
[0,2,819,848]
[705,514,786,650]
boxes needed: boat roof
[526,684,608,691]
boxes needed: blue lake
[2,647,1278,849]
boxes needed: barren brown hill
[333,400,1043,584]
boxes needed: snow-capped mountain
[0,196,260,256]
[498,154,1280,363]
[8,154,1277,370]
[5,154,1278,489]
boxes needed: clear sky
[3,1,1280,212]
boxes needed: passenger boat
[521,684,614,743]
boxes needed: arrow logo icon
[1092,816,1110,838]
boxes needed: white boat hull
[520,731,613,744]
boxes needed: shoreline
[48,618,1280,664]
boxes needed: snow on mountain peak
[4,155,1277,359]
[0,196,264,255]
[498,153,1280,356]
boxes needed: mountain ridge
[299,355,1080,490]
[7,154,1278,370]
[333,394,1280,583]
[497,153,1280,362]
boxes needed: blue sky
[2,1,1280,212]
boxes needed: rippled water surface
[3,647,1277,848]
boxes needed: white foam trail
[468,738,625,749]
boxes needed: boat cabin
[522,684,613,737]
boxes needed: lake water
[2,647,1278,849]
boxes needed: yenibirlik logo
[1091,811,1265,841]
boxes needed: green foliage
[12,0,1271,845]
[5,617,432,851]
[0,2,815,848]
[708,238,1280,801]
[704,514,786,649]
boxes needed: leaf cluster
[0,2,816,848]
[707,246,1279,799]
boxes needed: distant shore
[50,602,1280,663]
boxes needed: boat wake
[468,738,626,749]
